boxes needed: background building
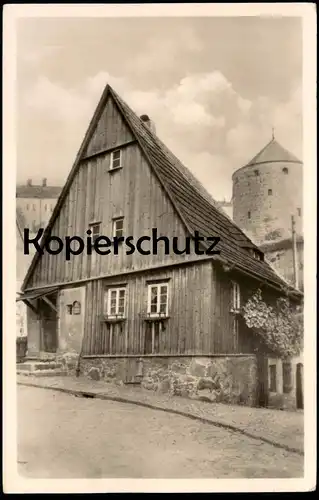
[231,135,303,291]
[217,199,233,220]
[16,179,62,338]
[231,134,304,410]
[16,178,62,234]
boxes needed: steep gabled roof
[22,84,302,297]
[245,138,302,167]
[16,208,25,242]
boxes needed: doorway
[256,355,269,407]
[40,293,58,354]
[296,363,304,409]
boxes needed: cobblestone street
[18,385,304,479]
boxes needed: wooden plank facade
[20,85,301,364]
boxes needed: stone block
[88,367,101,381]
[189,358,209,377]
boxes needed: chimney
[140,114,156,134]
[42,178,47,187]
[27,179,32,186]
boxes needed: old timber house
[18,84,302,407]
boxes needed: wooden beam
[80,139,137,162]
[23,299,38,315]
[42,296,58,312]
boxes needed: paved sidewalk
[17,374,304,455]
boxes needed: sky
[16,16,302,200]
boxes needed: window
[66,304,73,315]
[268,189,273,196]
[106,288,126,318]
[231,281,240,311]
[147,283,169,317]
[44,204,47,211]
[72,301,81,315]
[254,169,259,176]
[50,205,53,212]
[248,211,251,219]
[282,362,292,394]
[26,204,29,210]
[110,149,122,170]
[112,217,124,238]
[233,316,239,350]
[269,364,277,392]
[89,222,101,243]
[297,207,301,217]
[33,204,36,211]
[282,167,289,174]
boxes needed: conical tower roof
[246,137,301,167]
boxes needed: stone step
[17,369,67,378]
[16,362,63,372]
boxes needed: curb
[18,381,304,457]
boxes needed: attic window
[268,189,273,196]
[282,167,289,174]
[254,169,259,176]
[110,150,122,170]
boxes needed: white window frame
[106,287,126,318]
[112,217,124,239]
[147,283,169,317]
[110,149,122,170]
[231,281,241,312]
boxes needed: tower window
[254,169,259,176]
[282,167,289,174]
[248,211,251,219]
[268,189,273,196]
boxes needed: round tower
[232,135,303,246]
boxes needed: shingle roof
[16,185,62,199]
[109,88,301,294]
[245,138,301,167]
[22,84,302,297]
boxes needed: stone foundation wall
[80,355,258,407]
[56,352,80,376]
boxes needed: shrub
[242,289,303,357]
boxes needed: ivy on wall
[242,289,303,358]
